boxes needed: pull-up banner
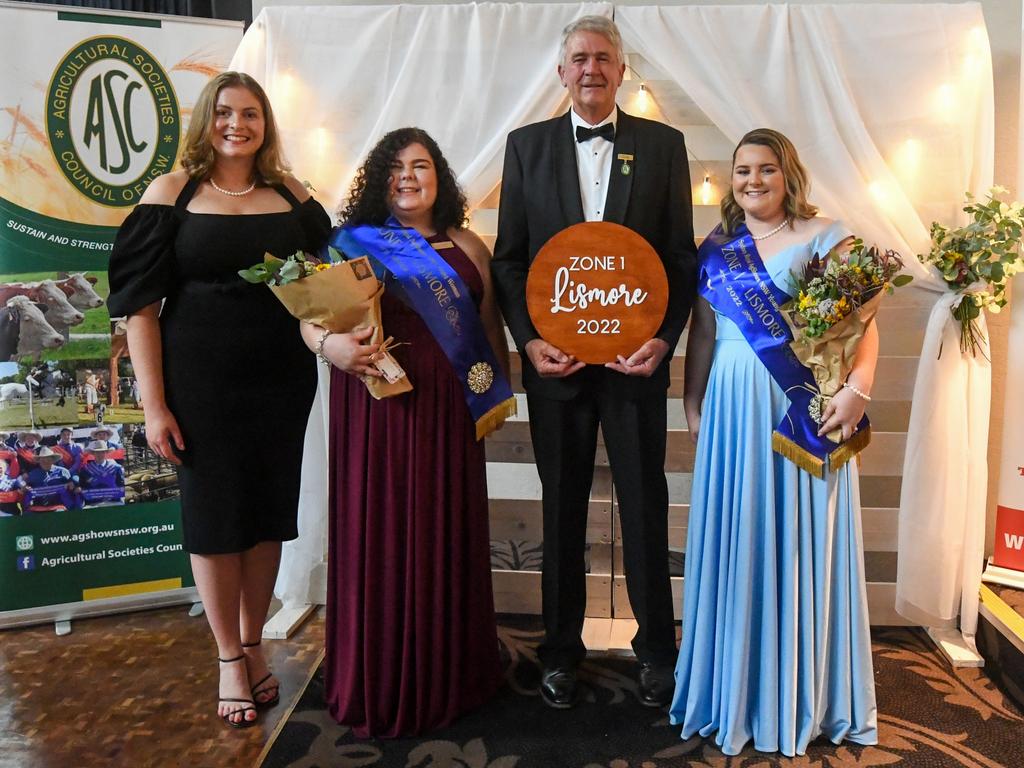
[0,2,242,625]
[989,279,1024,577]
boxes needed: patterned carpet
[261,620,1023,768]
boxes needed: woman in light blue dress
[670,129,878,756]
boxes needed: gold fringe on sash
[828,425,872,472]
[772,432,825,478]
[771,425,872,479]
[475,396,518,441]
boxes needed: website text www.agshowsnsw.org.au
[15,524,183,569]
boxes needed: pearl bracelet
[315,329,332,367]
[842,381,871,402]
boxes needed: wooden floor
[0,604,325,768]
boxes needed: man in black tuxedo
[491,15,697,709]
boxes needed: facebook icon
[16,555,35,571]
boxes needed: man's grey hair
[559,15,625,66]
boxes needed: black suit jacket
[491,109,698,400]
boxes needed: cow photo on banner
[0,1,242,626]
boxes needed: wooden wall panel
[610,578,913,626]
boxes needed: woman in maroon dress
[302,128,510,738]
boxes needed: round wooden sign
[526,222,668,364]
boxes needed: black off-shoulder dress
[108,178,331,554]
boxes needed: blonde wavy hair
[720,128,818,235]
[181,72,289,185]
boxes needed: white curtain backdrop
[617,2,994,642]
[232,2,610,212]
[229,2,612,606]
[617,3,991,257]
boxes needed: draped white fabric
[894,296,990,638]
[616,3,992,263]
[276,364,331,607]
[232,2,609,214]
[617,3,994,641]
[230,2,612,606]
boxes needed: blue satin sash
[699,224,868,478]
[330,219,515,440]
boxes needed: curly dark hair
[340,127,467,232]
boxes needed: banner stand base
[926,626,984,668]
[982,558,1024,590]
[0,587,198,631]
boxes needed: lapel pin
[617,153,633,176]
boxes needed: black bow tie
[576,123,615,143]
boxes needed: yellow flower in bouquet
[783,240,911,442]
[237,250,330,285]
[919,187,1024,356]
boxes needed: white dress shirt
[570,107,618,222]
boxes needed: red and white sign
[992,505,1024,571]
[987,273,1024,582]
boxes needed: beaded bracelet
[315,329,332,367]
[842,381,871,402]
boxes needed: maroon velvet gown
[324,234,503,738]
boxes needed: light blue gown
[670,221,878,756]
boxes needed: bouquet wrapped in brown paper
[783,291,884,444]
[782,240,910,443]
[239,250,411,399]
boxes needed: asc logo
[46,35,180,208]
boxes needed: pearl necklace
[749,218,791,241]
[209,177,256,197]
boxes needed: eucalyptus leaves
[921,187,1024,355]
[238,248,339,286]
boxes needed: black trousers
[527,384,677,668]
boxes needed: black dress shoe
[540,665,579,709]
[637,662,674,708]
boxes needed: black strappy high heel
[242,641,280,709]
[218,654,258,728]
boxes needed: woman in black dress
[108,72,330,728]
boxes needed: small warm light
[869,180,896,207]
[636,82,649,113]
[933,83,955,121]
[962,27,987,83]
[701,174,712,206]
[275,73,295,112]
[961,52,983,81]
[894,138,922,180]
